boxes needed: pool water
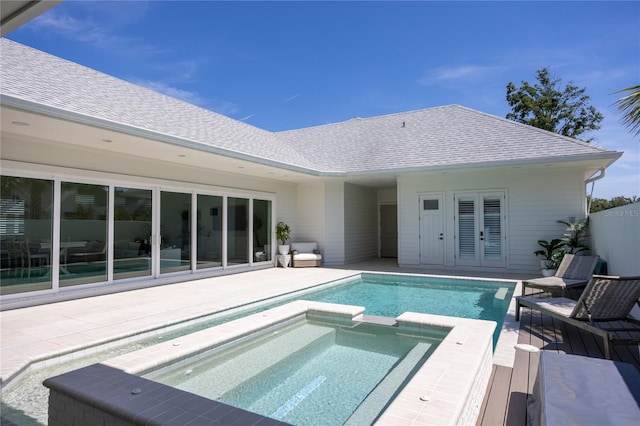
[145,316,439,426]
[301,274,513,346]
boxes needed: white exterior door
[419,194,444,265]
[455,192,506,267]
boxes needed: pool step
[174,323,335,400]
[344,341,435,426]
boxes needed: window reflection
[197,195,222,269]
[114,187,152,280]
[59,182,108,287]
[0,176,53,294]
[253,199,272,262]
[227,197,249,265]
[160,191,191,273]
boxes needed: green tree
[506,68,604,142]
[613,85,640,137]
[589,195,639,213]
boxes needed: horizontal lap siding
[398,166,587,273]
[344,183,378,263]
[294,182,326,247]
[323,181,345,265]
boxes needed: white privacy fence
[589,203,640,276]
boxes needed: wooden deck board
[478,295,640,426]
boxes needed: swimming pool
[285,272,514,346]
[4,272,515,425]
[47,300,496,425]
[144,314,442,425]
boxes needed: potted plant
[275,221,291,255]
[534,238,564,276]
[557,216,590,254]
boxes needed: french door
[455,192,506,267]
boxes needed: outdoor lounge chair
[522,254,599,297]
[516,275,640,359]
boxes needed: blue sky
[7,1,640,199]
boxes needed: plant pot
[278,244,290,255]
[541,268,557,277]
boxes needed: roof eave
[343,152,623,177]
[1,95,325,177]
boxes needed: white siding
[294,182,325,248]
[398,165,589,274]
[323,181,345,265]
[590,203,640,276]
[344,183,378,263]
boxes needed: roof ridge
[277,104,460,133]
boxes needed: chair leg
[603,337,611,360]
[515,300,521,321]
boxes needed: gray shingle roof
[0,39,320,171]
[1,39,620,176]
[277,106,619,173]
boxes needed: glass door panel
[252,199,272,262]
[113,187,152,280]
[197,194,222,269]
[227,197,249,265]
[1,176,53,294]
[160,191,191,274]
[60,182,108,287]
[482,197,502,260]
[481,194,505,267]
[456,196,478,265]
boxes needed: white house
[0,39,622,303]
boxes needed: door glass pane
[253,199,272,262]
[160,191,191,274]
[60,182,108,287]
[197,194,222,269]
[457,199,476,260]
[227,197,249,265]
[483,197,502,260]
[114,187,152,280]
[1,176,53,294]
[423,199,439,210]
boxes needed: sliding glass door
[197,194,222,269]
[160,191,191,274]
[2,171,276,297]
[0,176,53,295]
[227,197,249,265]
[59,182,108,287]
[253,199,272,262]
[113,187,152,280]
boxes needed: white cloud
[284,93,301,102]
[418,65,501,86]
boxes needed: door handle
[438,233,444,240]
[479,231,484,241]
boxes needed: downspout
[585,168,606,215]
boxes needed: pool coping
[72,300,497,425]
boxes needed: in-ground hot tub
[45,301,496,425]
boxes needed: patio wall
[589,202,640,276]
